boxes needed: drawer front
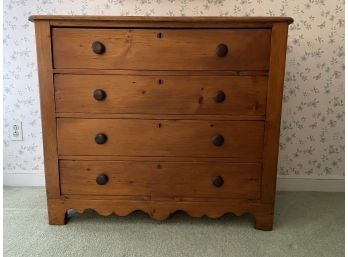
[55,75,268,115]
[52,28,271,70]
[57,119,264,159]
[60,160,261,199]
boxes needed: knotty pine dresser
[30,16,293,230]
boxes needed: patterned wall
[3,0,344,179]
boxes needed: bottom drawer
[60,160,261,199]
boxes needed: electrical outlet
[10,122,23,141]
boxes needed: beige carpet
[4,187,344,257]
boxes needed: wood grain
[52,28,271,70]
[55,74,268,115]
[60,160,261,199]
[261,23,290,203]
[57,119,265,159]
[34,21,60,198]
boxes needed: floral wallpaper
[3,0,344,180]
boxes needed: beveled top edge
[28,15,294,24]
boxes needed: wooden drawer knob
[213,90,226,103]
[212,176,224,187]
[95,133,107,144]
[216,43,228,57]
[92,41,105,54]
[93,89,106,101]
[212,134,224,146]
[96,174,108,185]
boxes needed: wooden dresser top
[29,15,293,28]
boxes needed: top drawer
[52,28,271,71]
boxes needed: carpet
[3,187,344,257]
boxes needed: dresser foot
[254,213,273,231]
[47,202,68,225]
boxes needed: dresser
[30,16,293,230]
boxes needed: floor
[4,187,344,257]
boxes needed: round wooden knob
[212,134,224,146]
[95,133,107,144]
[212,176,224,187]
[96,174,108,185]
[216,43,228,57]
[213,90,226,103]
[93,89,106,101]
[92,41,105,54]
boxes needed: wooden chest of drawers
[30,16,293,230]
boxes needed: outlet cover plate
[10,122,23,141]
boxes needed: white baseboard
[3,171,344,192]
[276,177,344,192]
[4,171,45,187]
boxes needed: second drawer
[55,75,268,116]
[57,119,264,159]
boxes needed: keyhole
[158,79,164,85]
[157,32,163,38]
[158,123,162,128]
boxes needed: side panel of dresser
[34,21,65,224]
[259,23,289,229]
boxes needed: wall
[3,0,344,190]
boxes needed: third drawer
[57,118,265,159]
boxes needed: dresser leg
[254,213,274,231]
[47,202,68,225]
